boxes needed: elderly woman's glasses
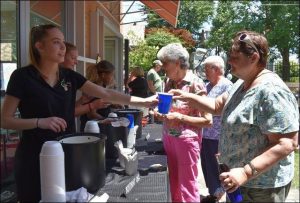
[239,34,259,54]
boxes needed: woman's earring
[226,66,232,80]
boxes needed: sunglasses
[239,33,259,54]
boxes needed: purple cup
[158,93,173,114]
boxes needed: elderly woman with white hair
[154,43,212,202]
[200,56,233,200]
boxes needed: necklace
[243,69,272,91]
[37,68,60,87]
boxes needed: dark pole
[124,39,129,94]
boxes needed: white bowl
[84,121,100,133]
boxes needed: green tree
[129,41,159,71]
[146,27,195,51]
[145,30,181,48]
[129,30,182,71]
[145,0,214,48]
[261,0,300,81]
[207,1,299,81]
[207,1,259,55]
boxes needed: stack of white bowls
[84,120,100,133]
[40,141,66,202]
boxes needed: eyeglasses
[204,65,216,71]
[239,34,259,54]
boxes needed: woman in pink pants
[155,43,212,202]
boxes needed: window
[1,1,18,92]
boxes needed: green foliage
[207,1,258,55]
[146,10,170,28]
[206,1,299,81]
[145,0,214,47]
[142,0,299,80]
[275,60,299,82]
[262,1,300,53]
[129,29,182,71]
[145,31,181,48]
[177,0,214,37]
[146,27,196,51]
[129,41,159,71]
[292,150,299,189]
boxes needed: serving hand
[38,117,67,133]
[91,98,111,110]
[143,94,159,108]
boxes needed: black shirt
[6,65,87,138]
[5,65,87,201]
[128,76,149,98]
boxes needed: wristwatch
[248,161,259,176]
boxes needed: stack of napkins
[122,150,138,176]
[114,140,138,175]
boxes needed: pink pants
[163,135,201,202]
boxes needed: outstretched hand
[91,98,111,110]
[143,94,159,108]
[38,117,67,133]
[168,89,193,102]
[153,110,182,125]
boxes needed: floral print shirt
[203,77,233,140]
[163,71,206,138]
[219,73,299,188]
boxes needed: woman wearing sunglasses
[170,30,298,202]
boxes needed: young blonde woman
[80,60,121,131]
[61,42,108,117]
[61,41,78,70]
[0,24,157,202]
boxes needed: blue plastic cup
[227,187,243,203]
[158,93,173,114]
[126,114,134,129]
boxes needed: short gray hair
[153,60,162,66]
[201,56,225,75]
[157,43,190,69]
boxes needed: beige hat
[153,60,162,66]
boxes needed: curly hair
[86,64,98,83]
[86,60,115,87]
[157,43,190,70]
